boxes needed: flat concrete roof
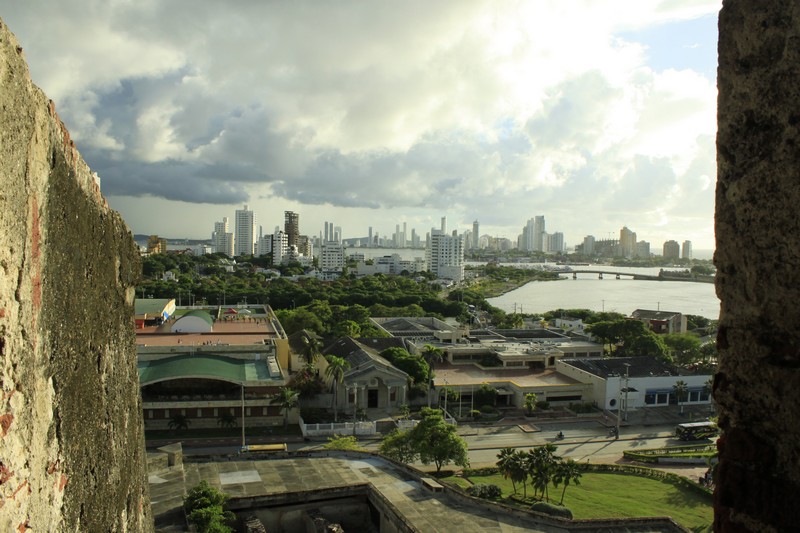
[149,454,560,532]
[149,452,684,532]
[432,362,582,388]
[137,319,281,347]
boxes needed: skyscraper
[472,220,480,250]
[234,205,256,256]
[663,240,681,260]
[549,232,564,253]
[212,217,234,257]
[582,235,596,256]
[620,226,637,258]
[682,240,693,260]
[533,216,546,252]
[285,211,299,248]
[427,228,464,282]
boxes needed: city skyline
[3,2,719,249]
[197,204,700,260]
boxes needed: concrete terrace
[137,316,281,347]
[149,452,684,532]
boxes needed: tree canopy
[586,319,669,360]
[379,408,469,472]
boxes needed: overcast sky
[3,1,720,250]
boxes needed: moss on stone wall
[0,17,151,532]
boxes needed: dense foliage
[183,481,234,533]
[379,408,470,472]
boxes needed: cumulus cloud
[2,0,721,247]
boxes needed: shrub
[322,435,364,451]
[467,483,502,500]
[535,400,550,410]
[183,481,234,533]
[568,402,595,414]
[531,501,573,519]
[474,384,497,406]
[469,409,481,419]
[480,405,496,414]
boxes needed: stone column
[715,2,800,530]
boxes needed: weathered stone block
[0,17,151,532]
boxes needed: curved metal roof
[138,354,275,385]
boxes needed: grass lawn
[455,471,712,531]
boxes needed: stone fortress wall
[714,1,800,530]
[0,18,151,532]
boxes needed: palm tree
[527,444,558,501]
[270,387,299,429]
[553,459,582,505]
[421,344,444,408]
[524,393,538,416]
[496,447,518,494]
[301,334,321,369]
[168,413,191,431]
[509,452,529,498]
[673,380,689,415]
[325,355,351,422]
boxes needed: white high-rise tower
[234,205,256,256]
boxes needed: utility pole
[241,383,246,450]
[623,363,631,422]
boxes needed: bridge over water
[564,269,714,283]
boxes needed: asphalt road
[165,417,708,476]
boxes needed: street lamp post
[352,384,359,437]
[241,383,246,450]
[442,378,450,420]
[623,363,631,422]
[616,376,622,439]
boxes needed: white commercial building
[234,205,256,256]
[320,241,345,273]
[212,217,234,257]
[556,357,712,413]
[427,229,464,282]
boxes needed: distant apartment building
[534,216,546,251]
[284,211,299,248]
[548,232,564,253]
[519,216,546,252]
[320,241,345,274]
[472,220,480,249]
[234,205,256,256]
[212,217,234,257]
[630,309,687,334]
[620,226,636,258]
[297,235,312,257]
[427,229,464,282]
[682,240,693,260]
[147,235,167,255]
[582,235,596,256]
[635,240,651,259]
[663,240,681,260]
[271,229,289,265]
